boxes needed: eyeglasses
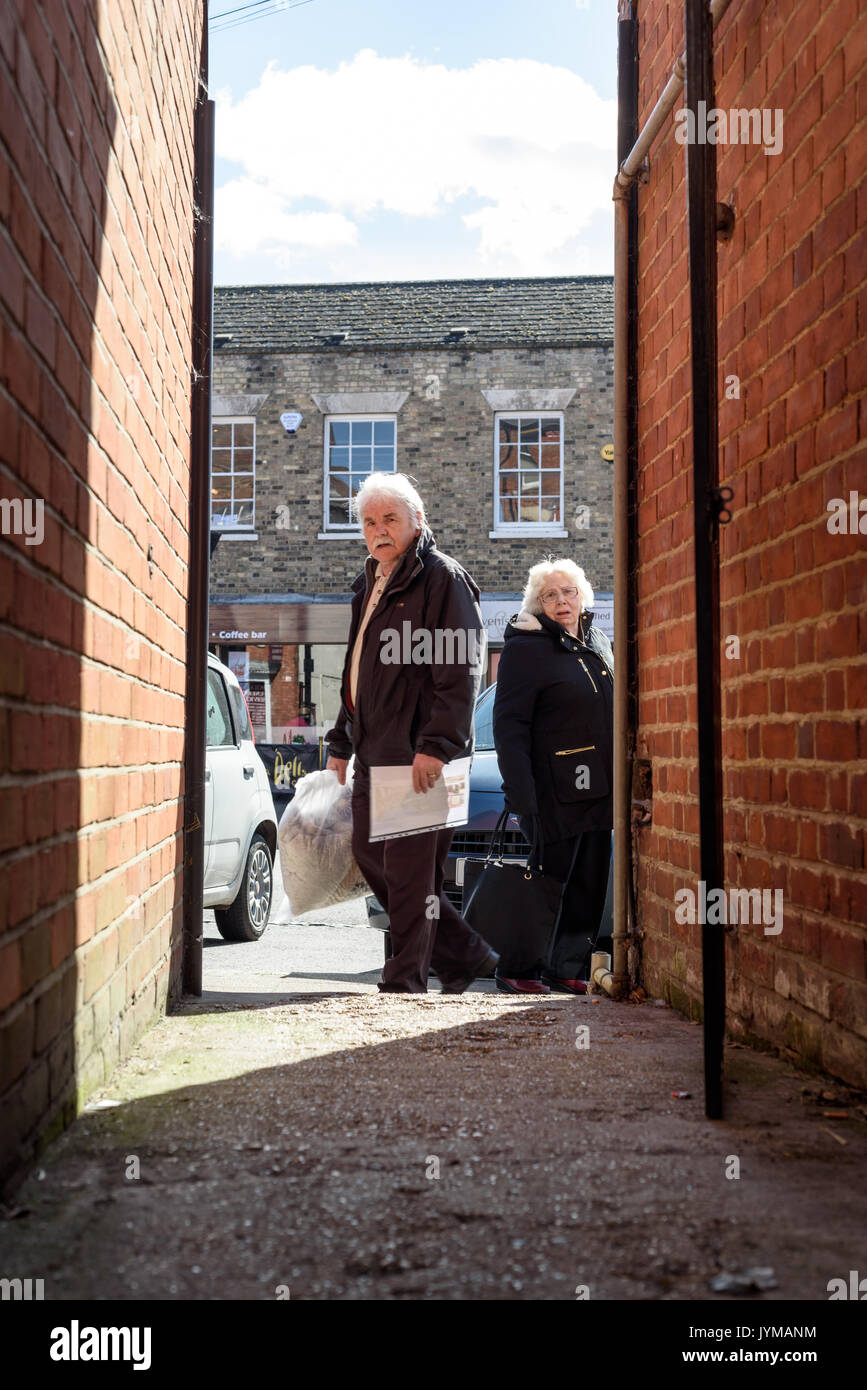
[540,586,580,605]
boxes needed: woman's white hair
[522,557,594,615]
[354,472,426,526]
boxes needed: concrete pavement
[1,874,865,1301]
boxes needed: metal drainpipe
[611,0,736,1009]
[182,6,214,997]
[612,3,638,998]
[614,0,735,202]
[612,206,630,997]
[685,0,726,1120]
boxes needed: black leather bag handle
[486,809,545,873]
[483,809,508,865]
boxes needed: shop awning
[209,597,353,644]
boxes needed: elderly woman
[492,559,613,994]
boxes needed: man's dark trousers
[352,767,490,992]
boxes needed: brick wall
[268,645,300,729]
[633,0,866,1083]
[209,343,615,600]
[0,0,202,1190]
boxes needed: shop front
[209,599,350,741]
[208,592,611,800]
[209,598,351,809]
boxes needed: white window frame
[491,410,568,538]
[321,414,397,536]
[210,415,257,533]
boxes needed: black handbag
[461,811,566,970]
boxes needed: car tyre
[215,833,273,942]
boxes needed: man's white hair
[354,472,426,526]
[522,558,594,614]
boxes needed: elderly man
[325,474,498,994]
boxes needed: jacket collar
[352,525,436,597]
[508,607,595,645]
[508,608,543,632]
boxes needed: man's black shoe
[438,949,500,994]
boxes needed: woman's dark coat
[493,607,614,846]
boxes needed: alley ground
[1,865,866,1302]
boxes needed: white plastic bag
[277,767,368,916]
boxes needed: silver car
[205,652,278,940]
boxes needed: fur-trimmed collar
[509,608,595,636]
[509,608,543,631]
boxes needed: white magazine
[368,758,472,842]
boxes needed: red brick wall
[268,645,301,732]
[0,0,203,1189]
[633,0,866,1083]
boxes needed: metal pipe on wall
[612,2,638,997]
[685,0,726,1120]
[614,0,734,201]
[182,10,215,999]
[612,194,630,996]
[612,0,736,1070]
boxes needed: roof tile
[213,276,614,351]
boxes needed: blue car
[366,683,614,961]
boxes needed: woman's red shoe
[543,975,588,994]
[495,976,551,994]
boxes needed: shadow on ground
[1,991,864,1301]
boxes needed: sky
[208,0,619,286]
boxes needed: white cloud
[214,179,358,259]
[214,50,617,277]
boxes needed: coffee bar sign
[209,602,353,645]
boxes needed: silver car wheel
[247,843,272,929]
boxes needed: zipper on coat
[579,658,598,693]
[554,744,596,755]
[584,642,612,680]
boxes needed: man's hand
[326,756,349,786]
[412,752,444,795]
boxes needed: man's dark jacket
[325,526,484,770]
[493,608,614,844]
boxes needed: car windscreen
[206,669,236,747]
[473,684,496,751]
[229,682,253,741]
